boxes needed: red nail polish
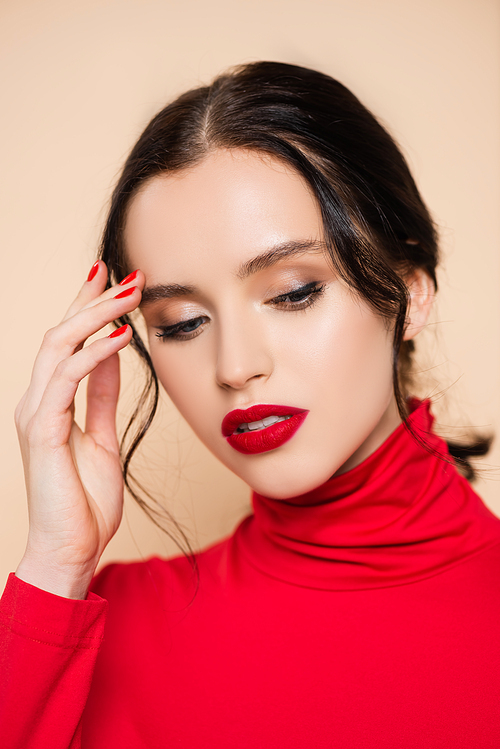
[114,287,136,299]
[109,324,129,339]
[87,261,99,282]
[119,270,139,286]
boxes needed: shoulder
[90,535,232,606]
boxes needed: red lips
[222,404,308,455]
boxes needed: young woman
[1,62,499,748]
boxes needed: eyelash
[155,316,209,342]
[269,281,326,311]
[155,282,326,342]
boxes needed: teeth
[248,419,265,431]
[262,416,280,427]
[235,414,292,434]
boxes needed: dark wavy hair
[98,61,490,547]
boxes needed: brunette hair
[99,61,489,542]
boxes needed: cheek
[309,307,396,460]
[149,339,217,430]
[326,313,393,389]
[270,300,394,399]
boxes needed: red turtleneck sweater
[1,401,500,748]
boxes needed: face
[125,149,401,499]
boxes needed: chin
[233,456,342,500]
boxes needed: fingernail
[119,270,139,286]
[109,324,129,339]
[114,286,136,299]
[87,261,99,282]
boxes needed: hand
[14,262,144,599]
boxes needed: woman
[1,62,499,748]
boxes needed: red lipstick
[222,404,308,455]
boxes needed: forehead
[124,149,324,280]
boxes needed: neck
[334,395,402,476]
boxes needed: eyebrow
[140,239,328,306]
[236,239,328,279]
[141,283,196,306]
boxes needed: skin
[14,147,433,599]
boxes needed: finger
[78,268,145,314]
[85,352,121,453]
[65,266,145,321]
[24,289,141,420]
[66,268,144,361]
[30,326,133,451]
[14,390,29,432]
[62,260,109,322]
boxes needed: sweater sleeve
[0,573,107,749]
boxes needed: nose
[215,315,273,391]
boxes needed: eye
[269,282,326,310]
[155,316,209,342]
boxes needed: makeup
[222,405,308,455]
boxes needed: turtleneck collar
[234,400,500,591]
